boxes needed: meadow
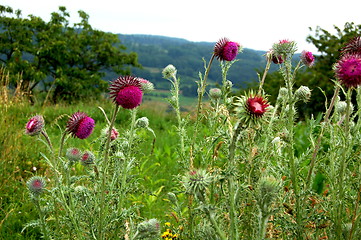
[1,38,361,240]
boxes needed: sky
[2,0,361,54]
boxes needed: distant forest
[115,34,276,97]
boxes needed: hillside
[117,34,273,96]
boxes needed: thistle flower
[27,176,46,196]
[66,147,82,162]
[109,76,143,109]
[341,36,361,55]
[25,115,44,136]
[214,37,241,61]
[272,54,284,64]
[81,150,95,166]
[300,50,315,67]
[139,78,154,93]
[295,86,311,102]
[246,96,269,118]
[272,39,297,58]
[66,112,95,139]
[162,64,177,79]
[182,169,212,202]
[209,88,222,100]
[135,219,160,239]
[334,53,361,88]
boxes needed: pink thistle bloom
[110,127,119,141]
[27,176,46,195]
[300,50,315,67]
[25,115,44,136]
[66,112,95,139]
[246,96,269,118]
[214,38,241,61]
[81,150,95,165]
[341,36,361,55]
[109,76,143,109]
[335,54,361,88]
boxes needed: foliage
[0,5,140,102]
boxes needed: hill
[116,34,272,96]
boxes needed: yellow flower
[165,222,171,227]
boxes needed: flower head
[27,176,46,196]
[25,115,44,136]
[334,53,361,88]
[162,64,177,79]
[182,169,212,202]
[81,150,95,166]
[66,112,95,139]
[209,88,222,100]
[139,78,154,93]
[341,36,361,55]
[109,76,143,109]
[246,96,269,118]
[214,38,241,61]
[295,86,312,102]
[272,39,297,58]
[300,50,315,67]
[66,147,82,162]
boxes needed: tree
[0,5,140,102]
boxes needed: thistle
[66,147,82,162]
[66,112,95,139]
[109,76,143,109]
[300,50,315,67]
[134,219,160,239]
[182,169,212,202]
[25,115,45,136]
[162,64,177,79]
[80,150,95,166]
[27,176,46,196]
[272,39,297,59]
[334,53,361,88]
[209,88,222,100]
[341,36,361,55]
[295,85,312,102]
[139,78,154,93]
[214,37,241,61]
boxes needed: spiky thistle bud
[136,117,149,128]
[139,78,154,93]
[27,176,46,197]
[272,39,297,58]
[135,219,160,239]
[209,88,222,100]
[162,64,177,79]
[255,176,280,216]
[182,169,212,202]
[81,150,95,166]
[25,115,44,136]
[277,87,288,101]
[66,147,82,162]
[295,86,311,102]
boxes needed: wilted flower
[295,86,311,102]
[27,176,46,196]
[66,147,82,162]
[139,78,154,93]
[209,88,222,100]
[214,37,241,61]
[81,150,95,166]
[109,76,143,109]
[135,219,160,239]
[162,64,177,79]
[25,115,44,136]
[334,53,361,88]
[66,112,95,139]
[300,50,315,67]
[341,36,361,55]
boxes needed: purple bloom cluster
[66,112,95,139]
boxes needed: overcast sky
[2,0,361,54]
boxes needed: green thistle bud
[162,64,177,79]
[295,86,311,103]
[209,88,222,100]
[255,176,280,216]
[136,117,149,128]
[81,151,95,166]
[27,176,46,196]
[277,87,288,101]
[182,169,212,202]
[135,219,160,239]
[66,147,82,162]
[335,101,353,115]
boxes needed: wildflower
[66,147,82,162]
[66,112,95,139]
[272,39,297,58]
[209,88,222,100]
[135,219,160,239]
[139,78,154,93]
[162,64,177,79]
[182,169,212,202]
[81,151,95,166]
[109,76,143,109]
[27,176,46,196]
[245,95,269,118]
[25,115,44,136]
[300,50,315,67]
[295,86,311,102]
[334,53,361,88]
[341,36,361,55]
[214,37,241,61]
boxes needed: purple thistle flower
[341,36,361,55]
[25,115,44,136]
[66,112,95,139]
[272,55,284,64]
[300,50,315,67]
[214,38,241,61]
[335,53,361,88]
[109,76,143,109]
[246,96,269,118]
[27,176,46,196]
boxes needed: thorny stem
[306,86,340,187]
[98,104,119,240]
[41,129,53,153]
[34,198,50,240]
[204,208,227,240]
[349,183,361,240]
